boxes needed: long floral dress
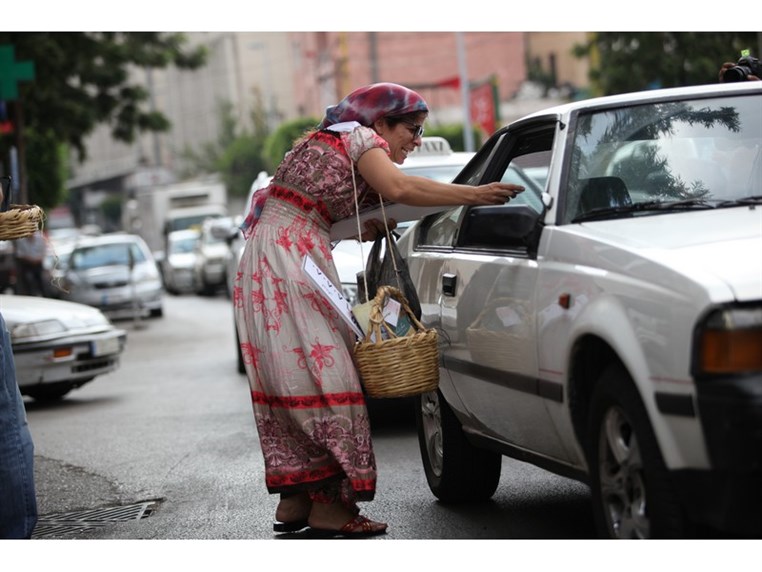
[233,126,388,503]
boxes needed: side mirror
[458,204,542,253]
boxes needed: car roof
[511,81,762,128]
[70,233,148,249]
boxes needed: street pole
[456,32,475,153]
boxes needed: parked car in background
[193,216,236,296]
[399,81,762,539]
[162,229,200,295]
[59,233,164,319]
[3,294,127,401]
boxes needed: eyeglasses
[403,122,425,139]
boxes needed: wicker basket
[353,285,439,399]
[0,205,44,241]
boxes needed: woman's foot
[307,501,387,538]
[273,492,311,532]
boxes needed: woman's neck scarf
[240,83,428,239]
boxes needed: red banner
[469,82,496,137]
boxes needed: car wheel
[415,389,501,503]
[588,362,689,538]
[24,382,76,402]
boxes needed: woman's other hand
[359,218,396,241]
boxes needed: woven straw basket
[353,285,439,399]
[0,205,44,241]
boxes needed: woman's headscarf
[241,83,428,239]
[318,82,429,129]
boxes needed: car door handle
[442,273,457,297]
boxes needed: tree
[0,32,206,208]
[263,117,320,171]
[574,32,759,96]
[180,95,272,198]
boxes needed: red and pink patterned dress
[233,126,389,502]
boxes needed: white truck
[124,175,228,258]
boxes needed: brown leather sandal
[309,515,388,538]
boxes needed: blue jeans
[0,313,37,538]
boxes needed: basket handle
[362,285,427,344]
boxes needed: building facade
[67,31,589,227]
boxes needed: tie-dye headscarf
[318,82,429,129]
[241,83,428,238]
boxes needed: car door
[422,124,571,459]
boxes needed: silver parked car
[162,229,200,295]
[400,81,762,539]
[3,294,127,401]
[193,216,236,296]
[59,233,164,319]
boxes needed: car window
[71,242,146,270]
[563,93,762,223]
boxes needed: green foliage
[217,134,268,198]
[263,117,320,171]
[24,128,65,210]
[0,32,206,209]
[574,32,759,96]
[180,97,272,198]
[425,124,483,151]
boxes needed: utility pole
[455,32,474,153]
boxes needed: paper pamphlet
[330,203,450,241]
[302,255,364,339]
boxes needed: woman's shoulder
[344,125,390,161]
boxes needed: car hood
[575,207,762,302]
[0,295,113,329]
[166,252,196,269]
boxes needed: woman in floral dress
[233,83,523,537]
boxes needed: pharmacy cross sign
[0,45,35,101]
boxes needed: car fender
[565,292,709,469]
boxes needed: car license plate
[91,336,120,357]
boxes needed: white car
[3,294,127,401]
[193,216,235,296]
[400,81,762,538]
[59,233,164,320]
[162,229,200,295]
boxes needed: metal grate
[32,500,160,539]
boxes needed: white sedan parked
[2,295,127,401]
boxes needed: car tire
[587,362,689,538]
[24,382,76,402]
[415,389,501,503]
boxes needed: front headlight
[694,305,762,375]
[12,319,68,342]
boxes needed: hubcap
[419,391,443,476]
[597,405,649,538]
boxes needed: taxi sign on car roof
[409,136,453,157]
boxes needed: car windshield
[564,93,762,223]
[169,236,198,253]
[70,242,146,270]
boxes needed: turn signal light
[700,329,762,373]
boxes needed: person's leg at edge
[0,314,38,539]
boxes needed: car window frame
[415,121,556,258]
